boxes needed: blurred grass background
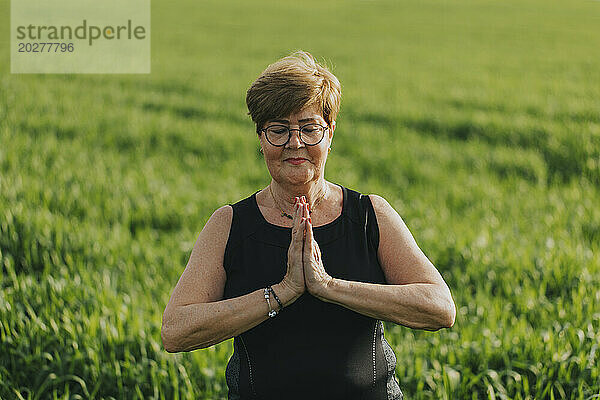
[1,0,599,398]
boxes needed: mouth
[285,157,308,165]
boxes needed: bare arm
[307,195,456,330]
[160,206,301,353]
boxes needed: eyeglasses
[260,123,329,147]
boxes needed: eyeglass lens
[264,124,326,146]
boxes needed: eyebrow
[268,117,320,124]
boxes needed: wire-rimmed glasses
[261,123,329,147]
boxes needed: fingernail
[302,196,306,202]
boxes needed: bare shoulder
[367,194,406,229]
[366,193,410,241]
[366,194,438,285]
[367,194,395,217]
[367,194,413,242]
[173,205,233,305]
[189,204,233,263]
[203,205,233,237]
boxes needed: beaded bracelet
[268,286,283,311]
[263,287,277,318]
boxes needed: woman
[161,51,456,400]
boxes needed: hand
[303,215,333,299]
[282,196,307,296]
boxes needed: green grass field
[1,0,599,398]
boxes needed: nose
[285,128,304,149]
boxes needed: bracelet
[263,287,277,318]
[268,286,283,311]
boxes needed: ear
[257,130,265,149]
[328,121,336,141]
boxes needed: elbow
[439,294,456,329]
[422,291,456,331]
[161,310,214,352]
[161,323,180,353]
[445,303,456,328]
[161,327,212,353]
[431,283,456,329]
[161,308,185,353]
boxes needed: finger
[292,200,303,246]
[303,203,309,238]
[313,238,320,253]
[304,219,314,257]
[302,216,307,239]
[294,197,302,223]
[313,240,321,262]
[291,199,299,231]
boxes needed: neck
[270,179,329,208]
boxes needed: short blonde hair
[246,50,341,134]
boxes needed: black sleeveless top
[223,185,403,400]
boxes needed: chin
[282,170,314,185]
